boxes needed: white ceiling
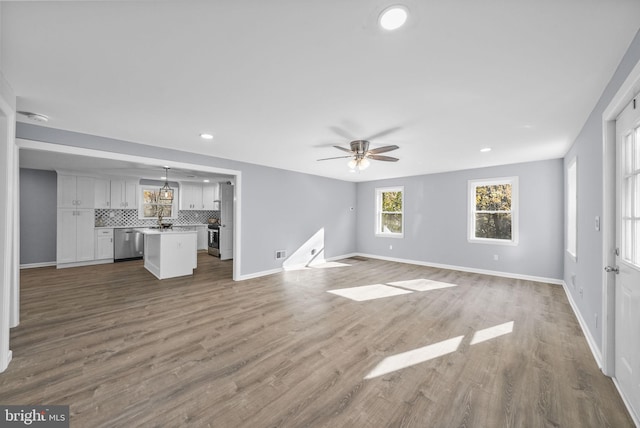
[3,1,640,182]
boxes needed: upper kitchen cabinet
[182,182,218,210]
[58,174,95,208]
[111,179,138,209]
[94,178,111,209]
[203,184,217,210]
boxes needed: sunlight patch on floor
[388,278,457,291]
[470,321,514,345]
[327,284,413,302]
[364,336,464,379]
[310,261,352,269]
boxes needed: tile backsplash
[95,209,219,227]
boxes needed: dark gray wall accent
[16,124,357,276]
[356,159,564,280]
[563,28,640,352]
[19,168,57,265]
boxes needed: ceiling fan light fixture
[379,5,408,31]
[359,158,371,170]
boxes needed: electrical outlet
[389,245,393,250]
[579,287,583,298]
[571,274,576,288]
[275,250,287,260]
[311,249,316,256]
[493,254,499,261]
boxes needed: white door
[219,183,234,260]
[614,96,640,418]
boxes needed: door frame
[602,58,640,377]
[16,138,243,282]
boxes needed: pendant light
[159,167,174,202]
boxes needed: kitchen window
[375,186,404,238]
[468,177,518,245]
[139,185,179,219]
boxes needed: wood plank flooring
[1,254,634,427]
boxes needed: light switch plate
[595,216,600,231]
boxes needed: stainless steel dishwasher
[114,228,145,261]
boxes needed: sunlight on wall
[470,321,514,345]
[365,336,464,379]
[282,228,325,270]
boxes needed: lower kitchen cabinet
[95,228,114,260]
[196,225,208,250]
[57,208,95,266]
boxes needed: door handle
[604,265,619,274]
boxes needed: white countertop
[95,224,208,230]
[139,228,198,235]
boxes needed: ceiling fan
[317,140,399,171]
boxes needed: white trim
[20,262,56,269]
[601,56,640,377]
[375,186,404,238]
[468,176,519,246]
[566,157,578,260]
[234,253,360,281]
[560,281,603,368]
[16,138,244,281]
[355,252,563,285]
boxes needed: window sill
[468,237,518,246]
[376,233,404,239]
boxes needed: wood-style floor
[1,254,633,427]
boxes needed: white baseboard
[355,253,564,285]
[0,350,12,373]
[236,267,283,281]
[20,261,56,269]
[561,281,603,369]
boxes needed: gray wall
[356,159,564,280]
[563,28,640,351]
[17,124,357,277]
[19,168,57,265]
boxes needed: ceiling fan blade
[333,145,354,153]
[329,126,356,140]
[368,145,399,155]
[364,126,402,141]
[317,156,353,161]
[368,154,399,162]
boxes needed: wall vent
[275,250,287,260]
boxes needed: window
[376,186,404,237]
[468,177,518,244]
[139,185,179,219]
[567,158,577,259]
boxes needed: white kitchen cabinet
[95,228,114,260]
[58,174,95,208]
[196,225,208,250]
[203,184,217,210]
[57,208,95,265]
[94,178,111,209]
[111,179,138,208]
[180,182,203,210]
[182,182,218,210]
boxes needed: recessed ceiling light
[480,147,492,153]
[379,5,408,31]
[18,111,49,122]
[200,133,214,140]
[203,179,210,183]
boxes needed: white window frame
[138,185,179,220]
[468,177,519,245]
[567,157,578,260]
[375,186,404,238]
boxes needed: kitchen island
[141,228,197,279]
